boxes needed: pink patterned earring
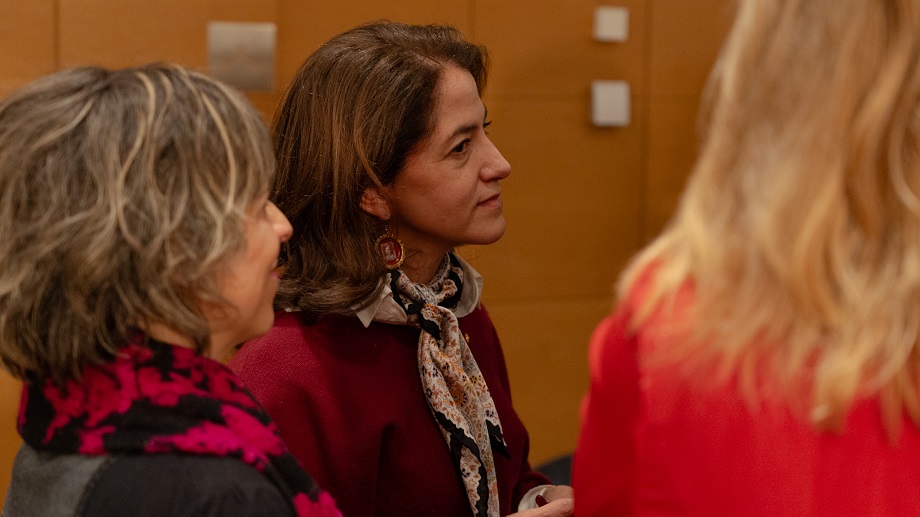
[375,227,404,269]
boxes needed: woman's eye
[451,140,470,154]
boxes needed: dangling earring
[375,227,404,269]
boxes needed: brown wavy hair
[271,21,488,318]
[0,64,274,384]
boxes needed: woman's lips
[478,193,502,207]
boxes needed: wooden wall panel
[648,0,734,98]
[643,0,735,240]
[475,0,647,99]
[0,1,56,96]
[646,98,699,236]
[58,0,281,118]
[467,97,642,302]
[205,0,278,22]
[0,372,21,504]
[483,298,613,464]
[275,0,469,93]
[58,0,209,68]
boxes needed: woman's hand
[510,497,574,517]
[542,484,574,503]
[512,484,574,516]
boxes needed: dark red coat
[231,306,548,517]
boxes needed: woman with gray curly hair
[0,63,340,517]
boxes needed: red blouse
[575,281,920,516]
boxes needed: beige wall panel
[475,0,647,99]
[275,0,469,89]
[645,97,701,239]
[0,1,56,96]
[648,0,734,98]
[463,97,642,303]
[485,298,612,465]
[59,0,209,68]
[0,371,22,505]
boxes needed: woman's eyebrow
[446,107,490,141]
[447,121,481,141]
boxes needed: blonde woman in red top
[576,0,920,515]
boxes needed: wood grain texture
[0,0,55,96]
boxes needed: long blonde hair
[623,0,920,434]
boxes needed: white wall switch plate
[207,21,276,91]
[592,80,631,127]
[594,6,629,42]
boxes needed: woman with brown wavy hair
[575,0,920,515]
[0,63,340,517]
[230,21,572,517]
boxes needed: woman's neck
[142,322,235,362]
[400,248,448,284]
[142,322,195,349]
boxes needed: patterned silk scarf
[389,252,509,517]
[17,336,341,517]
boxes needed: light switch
[592,80,631,127]
[207,21,276,91]
[594,6,629,42]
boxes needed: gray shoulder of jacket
[3,444,108,517]
[3,445,295,517]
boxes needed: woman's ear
[360,187,392,221]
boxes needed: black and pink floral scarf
[17,336,341,517]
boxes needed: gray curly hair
[0,63,274,384]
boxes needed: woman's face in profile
[207,197,293,357]
[383,66,512,256]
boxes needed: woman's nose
[270,202,293,243]
[482,138,511,181]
